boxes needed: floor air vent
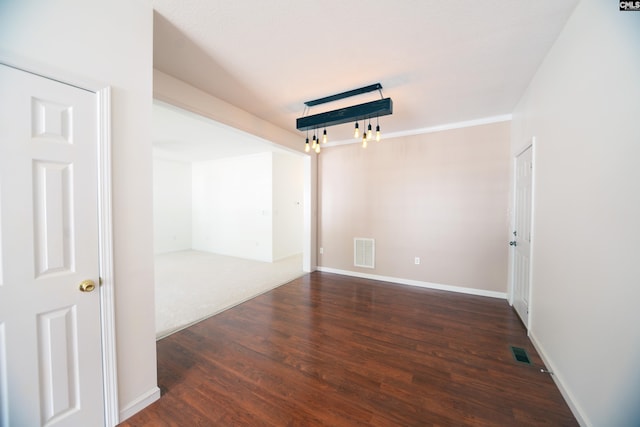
[510,346,532,365]
[354,238,375,269]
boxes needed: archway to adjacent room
[152,100,308,338]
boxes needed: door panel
[37,306,80,424]
[33,161,74,276]
[513,144,533,327]
[0,64,104,427]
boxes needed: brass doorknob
[79,280,96,292]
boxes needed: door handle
[509,241,517,246]
[79,279,96,292]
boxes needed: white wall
[154,70,318,272]
[154,144,305,262]
[192,153,273,261]
[0,0,158,422]
[273,152,304,261]
[153,157,192,253]
[511,1,640,425]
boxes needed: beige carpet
[154,250,304,338]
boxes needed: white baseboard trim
[529,332,589,427]
[118,386,161,423]
[316,267,507,299]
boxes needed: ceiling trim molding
[323,114,513,147]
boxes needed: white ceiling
[151,0,579,143]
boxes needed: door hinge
[99,277,103,286]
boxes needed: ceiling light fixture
[305,130,310,153]
[296,83,392,153]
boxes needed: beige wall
[0,0,157,422]
[511,0,640,425]
[319,122,510,293]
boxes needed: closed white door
[0,64,105,426]
[512,144,533,328]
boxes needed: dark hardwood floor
[119,272,577,426]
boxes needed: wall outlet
[414,257,421,265]
[319,247,323,254]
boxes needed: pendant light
[305,130,310,152]
[296,83,394,153]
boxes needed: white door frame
[0,57,119,426]
[508,138,536,331]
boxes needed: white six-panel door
[512,144,533,328]
[0,64,105,426]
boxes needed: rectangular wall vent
[354,238,375,269]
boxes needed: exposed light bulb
[376,124,381,142]
[362,134,367,148]
[305,138,310,153]
[315,144,321,153]
[354,122,360,139]
[367,122,373,140]
[322,129,327,144]
[312,134,317,149]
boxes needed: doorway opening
[152,101,307,338]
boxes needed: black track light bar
[304,83,383,107]
[296,98,392,131]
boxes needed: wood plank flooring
[119,272,577,426]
